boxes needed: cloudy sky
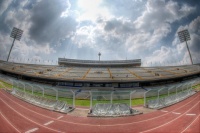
[0,0,199,65]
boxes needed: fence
[144,80,197,109]
[0,73,199,112]
[11,88,74,113]
[88,90,142,117]
[0,77,75,108]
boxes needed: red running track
[0,89,199,133]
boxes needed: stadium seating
[0,61,199,81]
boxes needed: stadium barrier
[144,80,196,109]
[11,88,74,113]
[88,91,142,117]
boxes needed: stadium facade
[0,59,199,89]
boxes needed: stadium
[0,56,200,132]
[0,0,200,133]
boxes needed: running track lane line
[140,101,200,133]
[1,90,199,127]
[181,114,200,133]
[57,116,64,119]
[25,128,39,133]
[44,120,54,126]
[172,112,181,115]
[0,111,21,133]
[0,98,64,133]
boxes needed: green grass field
[193,84,200,91]
[0,80,199,107]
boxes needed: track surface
[0,89,199,133]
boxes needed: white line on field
[44,121,54,126]
[57,116,63,119]
[25,128,38,133]
[186,114,196,116]
[172,112,181,115]
[161,110,168,112]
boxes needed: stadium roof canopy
[58,58,141,67]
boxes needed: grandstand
[0,58,199,117]
[0,59,199,87]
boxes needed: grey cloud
[188,16,200,54]
[29,0,78,45]
[104,18,134,35]
[190,34,200,53]
[0,0,12,15]
[0,0,12,34]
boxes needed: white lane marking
[44,120,54,126]
[172,112,181,115]
[25,128,38,133]
[140,101,200,133]
[181,114,200,133]
[0,90,199,127]
[57,116,63,120]
[186,114,196,116]
[0,112,21,133]
[161,110,168,112]
[0,98,63,133]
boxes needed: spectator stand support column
[18,81,25,92]
[70,90,75,108]
[34,85,44,97]
[186,81,191,94]
[176,84,182,101]
[130,91,136,108]
[190,80,196,93]
[144,89,151,107]
[181,82,187,92]
[157,87,166,107]
[25,83,33,95]
[51,87,58,100]
[12,80,18,91]
[168,86,175,96]
[111,91,113,104]
[89,91,92,110]
[42,85,57,100]
[8,79,14,90]
[9,79,13,88]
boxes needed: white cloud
[135,0,196,30]
[189,16,200,34]
[77,0,112,21]
[147,15,200,65]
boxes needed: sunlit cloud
[77,0,112,21]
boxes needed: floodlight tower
[98,52,101,61]
[177,29,193,65]
[7,27,23,62]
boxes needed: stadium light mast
[7,27,23,62]
[98,52,101,61]
[177,29,193,65]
